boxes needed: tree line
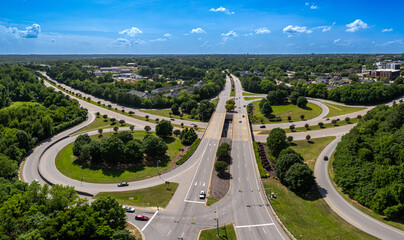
[333,103,404,220]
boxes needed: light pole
[215,206,220,237]
[80,165,83,186]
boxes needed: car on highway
[239,120,242,123]
[323,156,329,161]
[242,115,245,118]
[117,182,129,187]
[135,215,149,221]
[199,190,206,199]
[326,118,330,121]
[170,118,175,121]
[260,125,266,128]
[123,206,135,213]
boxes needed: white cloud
[191,28,206,34]
[382,40,402,46]
[346,19,368,32]
[163,33,172,37]
[244,33,254,36]
[119,27,143,37]
[333,39,341,44]
[221,30,237,37]
[283,25,312,36]
[305,2,309,5]
[310,5,318,9]
[255,27,271,34]
[0,23,41,38]
[209,6,234,15]
[382,28,393,32]
[150,38,166,42]
[115,38,131,46]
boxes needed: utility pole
[80,165,83,186]
[216,206,220,237]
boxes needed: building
[127,90,152,99]
[100,67,120,72]
[127,63,137,66]
[369,70,400,80]
[120,69,132,73]
[151,84,185,95]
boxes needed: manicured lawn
[244,96,264,101]
[126,223,142,240]
[328,153,404,231]
[251,101,322,124]
[206,197,220,206]
[75,116,133,135]
[230,91,235,97]
[323,102,366,118]
[199,224,237,240]
[141,109,202,122]
[55,131,183,183]
[95,183,178,208]
[290,136,336,169]
[242,92,265,96]
[257,118,359,135]
[210,98,219,107]
[263,179,377,240]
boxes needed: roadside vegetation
[95,183,179,208]
[75,113,133,135]
[199,224,237,240]
[323,102,367,118]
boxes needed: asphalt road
[315,137,404,240]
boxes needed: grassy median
[95,183,178,208]
[323,102,366,118]
[199,224,237,240]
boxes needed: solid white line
[262,228,267,234]
[235,223,274,228]
[141,210,159,231]
[194,182,197,186]
[167,230,171,236]
[184,200,205,204]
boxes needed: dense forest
[0,65,132,239]
[333,103,404,220]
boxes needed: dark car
[260,125,266,128]
[323,156,329,161]
[170,118,175,121]
[117,182,129,187]
[135,215,149,221]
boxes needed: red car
[135,215,149,221]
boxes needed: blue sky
[0,0,403,54]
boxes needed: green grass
[253,142,267,178]
[210,98,219,108]
[206,197,220,206]
[141,109,202,122]
[244,97,264,101]
[328,152,404,231]
[290,136,336,169]
[251,101,322,124]
[75,116,133,135]
[95,183,178,208]
[199,224,237,240]
[176,138,201,165]
[257,118,359,135]
[230,91,235,97]
[323,102,366,118]
[242,92,266,96]
[55,131,183,183]
[263,179,377,240]
[261,135,377,240]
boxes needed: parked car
[117,182,129,187]
[326,118,330,121]
[123,206,135,213]
[135,215,149,221]
[199,190,206,199]
[260,125,266,128]
[323,156,329,161]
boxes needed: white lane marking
[141,210,159,231]
[235,223,274,228]
[262,228,267,234]
[184,144,209,200]
[194,182,197,186]
[184,200,205,204]
[181,232,185,237]
[167,230,171,236]
[203,182,205,187]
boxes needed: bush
[275,153,303,183]
[253,142,267,178]
[176,138,201,165]
[215,161,228,174]
[284,163,315,194]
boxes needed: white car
[34,179,40,184]
[199,191,206,199]
[123,206,135,213]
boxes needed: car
[239,120,242,123]
[323,156,329,161]
[199,190,206,199]
[243,105,246,107]
[123,206,135,213]
[326,118,330,121]
[170,118,175,121]
[242,115,245,118]
[336,118,340,121]
[191,123,195,125]
[289,124,295,127]
[34,179,40,184]
[135,215,149,221]
[260,125,266,128]
[117,182,129,187]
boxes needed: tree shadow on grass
[297,184,326,201]
[302,106,313,111]
[162,136,175,144]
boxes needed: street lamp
[80,165,83,187]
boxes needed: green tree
[156,120,173,137]
[306,135,311,142]
[284,163,315,194]
[115,131,133,144]
[275,153,304,183]
[318,122,324,128]
[289,91,301,105]
[181,128,197,145]
[198,100,215,121]
[144,125,151,133]
[98,128,103,136]
[111,230,136,240]
[173,129,181,137]
[73,134,91,156]
[216,142,230,159]
[113,126,119,133]
[91,196,127,229]
[297,96,308,108]
[171,103,180,115]
[215,161,228,174]
[130,125,135,132]
[142,135,168,158]
[124,140,143,164]
[266,128,288,157]
[349,74,359,81]
[100,137,125,164]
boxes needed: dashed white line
[167,230,171,236]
